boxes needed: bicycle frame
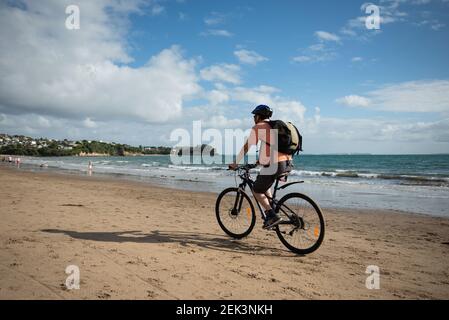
[218,165,325,254]
[235,167,304,223]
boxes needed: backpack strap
[294,125,302,152]
[259,120,275,147]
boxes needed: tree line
[0,140,172,156]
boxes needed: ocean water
[12,154,449,217]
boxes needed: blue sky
[0,0,449,154]
[127,0,449,121]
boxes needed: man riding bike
[229,105,293,229]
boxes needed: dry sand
[0,165,448,299]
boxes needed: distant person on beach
[8,156,12,163]
[229,105,293,229]
[88,161,93,175]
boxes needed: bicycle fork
[231,186,245,216]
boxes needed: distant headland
[0,133,172,157]
[0,133,217,157]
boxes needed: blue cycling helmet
[251,105,273,118]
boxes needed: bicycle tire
[215,188,256,239]
[274,192,325,254]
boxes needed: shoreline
[0,165,449,299]
[0,163,441,220]
[2,161,449,218]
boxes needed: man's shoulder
[253,121,272,130]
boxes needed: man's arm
[235,140,250,165]
[228,140,250,170]
[229,127,257,170]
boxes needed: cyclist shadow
[41,229,299,257]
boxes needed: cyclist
[229,105,293,229]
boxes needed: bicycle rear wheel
[274,193,325,254]
[215,188,256,239]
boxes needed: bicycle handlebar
[227,163,257,171]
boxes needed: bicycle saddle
[277,172,290,182]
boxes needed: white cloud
[200,64,241,84]
[292,56,312,63]
[368,80,449,112]
[301,114,449,154]
[293,40,339,64]
[315,31,341,42]
[339,2,406,39]
[336,80,449,113]
[204,90,230,105]
[204,115,243,129]
[193,84,306,126]
[204,12,226,26]
[336,95,371,107]
[414,19,446,30]
[292,50,337,64]
[151,4,165,16]
[308,44,326,51]
[2,0,447,155]
[200,29,233,37]
[340,27,358,37]
[352,57,364,62]
[0,4,307,153]
[83,117,98,128]
[431,23,446,30]
[0,1,201,124]
[37,116,51,129]
[317,117,449,144]
[3,111,448,154]
[0,112,179,146]
[340,0,447,39]
[234,49,268,65]
[229,86,306,123]
[411,0,431,5]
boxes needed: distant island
[0,133,172,157]
[171,144,216,156]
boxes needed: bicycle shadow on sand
[41,229,299,257]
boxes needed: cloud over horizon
[0,0,448,153]
[336,80,449,113]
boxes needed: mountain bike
[215,164,325,255]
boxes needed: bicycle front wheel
[215,188,256,239]
[275,193,325,255]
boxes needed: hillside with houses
[0,134,172,156]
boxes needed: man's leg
[253,162,290,228]
[253,179,282,228]
[253,189,272,211]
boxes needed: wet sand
[0,165,448,299]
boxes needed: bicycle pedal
[262,224,277,231]
[263,218,283,230]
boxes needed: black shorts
[253,160,293,194]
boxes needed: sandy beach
[0,165,448,300]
